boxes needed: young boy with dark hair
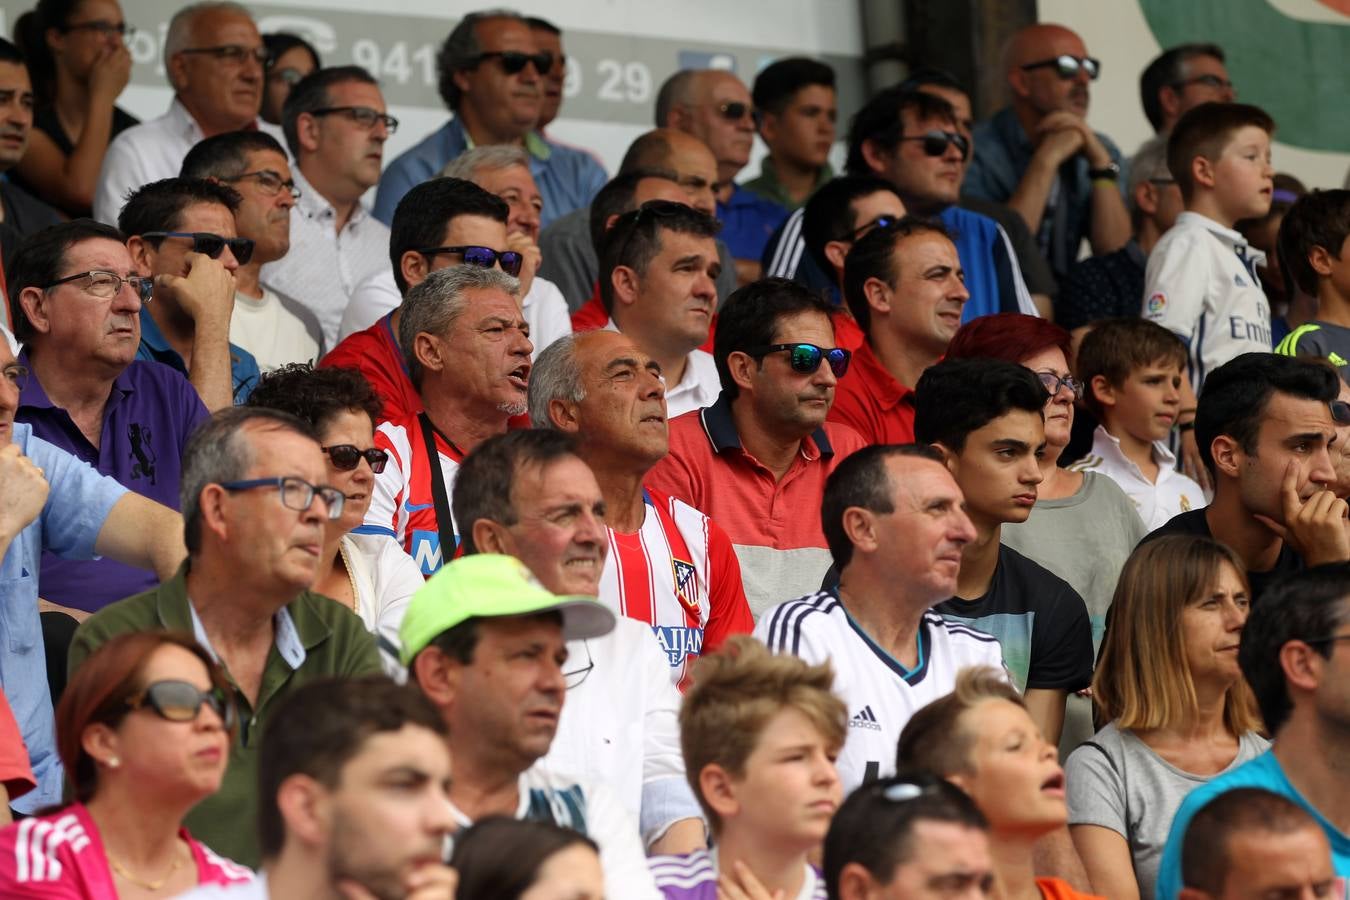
[1274,189,1350,382]
[745,57,838,211]
[914,358,1094,746]
[1072,318,1206,528]
[648,635,845,899]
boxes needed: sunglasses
[749,343,851,378]
[323,444,389,473]
[142,231,256,265]
[127,679,235,727]
[716,101,754,122]
[899,129,970,161]
[1036,371,1085,400]
[416,245,524,277]
[473,50,554,76]
[1021,54,1101,80]
[1332,400,1350,425]
[844,214,901,241]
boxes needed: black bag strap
[417,412,457,561]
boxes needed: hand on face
[505,229,541,298]
[156,251,237,330]
[1253,460,1350,566]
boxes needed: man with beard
[358,266,532,576]
[176,677,459,900]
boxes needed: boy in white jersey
[649,636,844,900]
[1073,318,1206,528]
[754,444,1006,794]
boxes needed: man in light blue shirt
[1155,564,1350,899]
[0,339,187,813]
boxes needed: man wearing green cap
[402,552,664,898]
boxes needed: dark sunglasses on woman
[127,680,235,728]
[323,444,390,474]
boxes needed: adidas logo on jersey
[850,705,882,731]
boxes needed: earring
[107,757,120,769]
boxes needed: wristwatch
[1088,162,1121,182]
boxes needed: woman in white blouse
[247,364,423,673]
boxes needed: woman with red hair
[0,632,253,896]
[947,313,1147,751]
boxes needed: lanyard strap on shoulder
[417,412,457,563]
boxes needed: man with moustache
[69,406,384,866]
[964,23,1131,281]
[0,38,61,278]
[375,10,607,228]
[94,2,265,224]
[181,131,325,369]
[261,67,395,348]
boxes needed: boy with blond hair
[648,636,846,900]
[1274,189,1350,382]
[1143,102,1276,397]
[1072,318,1206,528]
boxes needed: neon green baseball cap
[399,554,616,665]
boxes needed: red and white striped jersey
[598,489,753,690]
[358,413,464,576]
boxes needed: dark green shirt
[68,563,383,867]
[742,158,833,211]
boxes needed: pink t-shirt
[0,803,253,897]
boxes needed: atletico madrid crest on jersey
[672,559,700,611]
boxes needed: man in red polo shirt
[528,329,752,689]
[645,278,866,618]
[828,216,969,444]
[320,177,521,422]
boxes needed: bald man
[660,70,789,285]
[963,23,1130,282]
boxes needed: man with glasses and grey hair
[374,10,607,229]
[94,1,265,224]
[261,66,395,348]
[357,265,531,576]
[69,405,383,867]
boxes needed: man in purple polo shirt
[10,220,209,614]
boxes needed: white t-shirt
[230,287,321,371]
[754,590,1007,793]
[1143,211,1272,392]
[1069,426,1207,530]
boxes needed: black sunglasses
[716,101,753,122]
[473,50,554,75]
[323,444,389,473]
[1021,54,1101,80]
[127,679,235,728]
[749,343,851,378]
[1332,400,1350,425]
[142,232,255,265]
[416,245,524,277]
[844,214,901,241]
[899,129,970,161]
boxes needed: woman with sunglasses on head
[946,312,1148,753]
[246,363,422,674]
[1065,536,1266,900]
[0,631,253,897]
[12,0,138,217]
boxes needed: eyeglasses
[1149,176,1177,187]
[43,269,154,302]
[309,106,399,134]
[749,343,852,378]
[323,444,390,474]
[178,44,269,66]
[1172,74,1233,92]
[715,101,753,122]
[563,640,594,691]
[127,680,235,728]
[844,214,901,241]
[218,476,346,520]
[1331,400,1350,425]
[899,129,970,161]
[1,364,28,391]
[141,232,256,266]
[471,50,555,76]
[1036,371,1085,400]
[1304,634,1350,649]
[267,66,307,86]
[416,245,524,277]
[62,19,134,39]
[222,169,301,200]
[1021,54,1101,81]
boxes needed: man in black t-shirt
[1142,353,1350,599]
[914,358,1093,746]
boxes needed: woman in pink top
[0,632,253,897]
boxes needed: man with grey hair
[1055,134,1183,332]
[357,265,531,575]
[94,2,265,224]
[69,405,383,867]
[373,9,606,228]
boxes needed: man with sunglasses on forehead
[964,23,1131,282]
[94,2,265,225]
[260,66,395,350]
[120,177,261,411]
[69,406,383,866]
[374,11,607,230]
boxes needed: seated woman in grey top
[1065,535,1268,900]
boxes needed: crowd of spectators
[0,3,1348,898]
